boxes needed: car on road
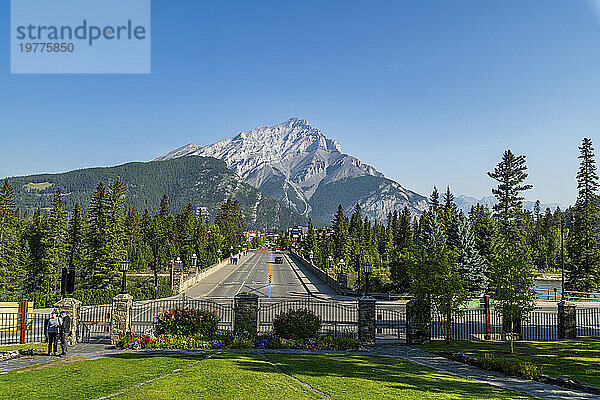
[274,255,283,264]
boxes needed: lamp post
[560,216,565,301]
[363,262,372,296]
[175,257,183,272]
[338,258,345,271]
[328,255,333,272]
[191,253,198,274]
[217,248,221,262]
[119,259,129,294]
[309,250,314,264]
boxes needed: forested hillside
[7,156,307,231]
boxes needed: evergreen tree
[86,182,113,288]
[487,150,533,236]
[0,179,19,289]
[448,211,488,293]
[40,188,68,293]
[567,138,600,291]
[68,202,88,272]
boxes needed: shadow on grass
[233,353,530,399]
[421,338,600,388]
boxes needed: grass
[0,343,46,352]
[0,352,536,400]
[420,338,600,388]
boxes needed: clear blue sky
[2,1,600,205]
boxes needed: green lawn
[420,338,600,388]
[0,343,46,352]
[0,352,536,400]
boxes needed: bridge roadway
[184,250,353,300]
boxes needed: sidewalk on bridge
[1,342,597,399]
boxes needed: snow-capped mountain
[455,195,565,214]
[156,118,428,222]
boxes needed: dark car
[274,255,283,264]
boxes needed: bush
[316,334,359,350]
[156,307,219,338]
[479,353,543,380]
[273,309,321,340]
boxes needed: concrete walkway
[1,343,598,399]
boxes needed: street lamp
[217,248,221,262]
[174,257,183,271]
[230,245,234,256]
[309,250,314,264]
[119,259,129,294]
[328,255,333,271]
[560,215,565,301]
[338,258,345,271]
[191,253,197,273]
[363,262,372,295]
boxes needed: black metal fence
[375,306,406,340]
[79,304,112,342]
[0,312,49,345]
[431,308,564,341]
[257,298,358,336]
[130,297,234,334]
[577,308,600,337]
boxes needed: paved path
[2,342,598,399]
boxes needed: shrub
[316,334,359,350]
[478,353,543,381]
[273,308,321,340]
[156,307,219,338]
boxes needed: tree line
[297,138,600,346]
[0,177,247,296]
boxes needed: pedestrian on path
[44,311,60,356]
[59,310,71,356]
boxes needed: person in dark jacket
[59,310,71,356]
[44,311,60,356]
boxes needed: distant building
[288,226,308,242]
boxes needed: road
[184,250,351,300]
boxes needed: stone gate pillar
[558,301,576,339]
[358,296,376,346]
[110,293,133,345]
[53,297,82,346]
[234,292,259,335]
[406,299,431,345]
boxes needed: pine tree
[86,182,112,288]
[487,150,533,236]
[40,188,68,293]
[68,202,88,272]
[567,138,600,291]
[447,211,488,294]
[0,179,19,288]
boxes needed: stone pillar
[337,273,348,290]
[53,297,82,346]
[171,271,183,296]
[110,293,133,345]
[358,296,376,346]
[558,301,577,339]
[234,292,259,335]
[406,299,431,345]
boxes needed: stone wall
[406,299,430,345]
[558,301,576,339]
[174,252,243,294]
[358,296,376,345]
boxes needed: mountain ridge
[157,118,428,222]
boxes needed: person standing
[44,311,60,356]
[59,310,71,356]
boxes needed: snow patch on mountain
[157,118,427,222]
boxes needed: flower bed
[118,331,359,351]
